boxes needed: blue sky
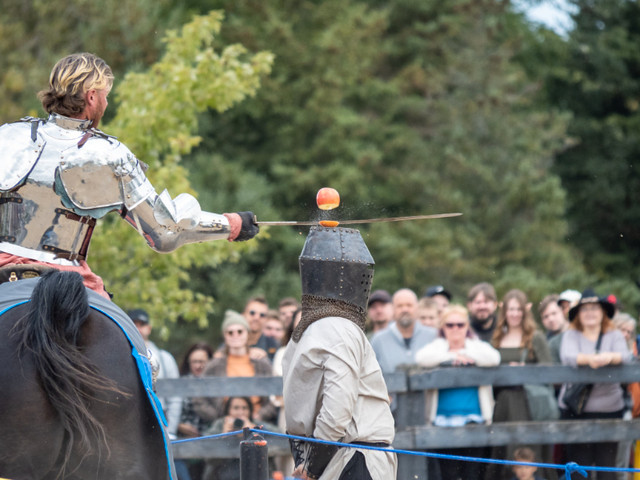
[517,0,577,34]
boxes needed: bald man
[371,288,438,374]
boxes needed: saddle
[0,264,54,285]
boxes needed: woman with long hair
[486,289,555,480]
[492,289,546,362]
[178,342,215,437]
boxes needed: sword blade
[257,212,462,226]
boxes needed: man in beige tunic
[282,226,397,479]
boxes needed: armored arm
[122,188,232,253]
[56,138,257,252]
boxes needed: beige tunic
[283,316,397,479]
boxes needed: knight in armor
[282,226,397,480]
[0,53,259,298]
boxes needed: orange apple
[316,187,340,210]
[319,220,339,227]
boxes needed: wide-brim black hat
[568,289,615,321]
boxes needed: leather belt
[349,441,391,448]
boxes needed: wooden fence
[159,364,640,477]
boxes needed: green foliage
[88,11,273,339]
[179,0,392,321]
[0,0,191,124]
[542,0,640,312]
[180,0,585,319]
[3,0,639,349]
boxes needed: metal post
[240,428,269,480]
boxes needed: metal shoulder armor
[55,135,155,216]
[0,119,46,192]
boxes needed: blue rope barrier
[171,428,640,478]
[565,462,588,479]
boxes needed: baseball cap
[423,285,452,301]
[557,289,581,306]
[128,309,150,324]
[368,289,391,307]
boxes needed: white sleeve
[464,339,501,366]
[415,339,453,367]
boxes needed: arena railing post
[240,428,269,480]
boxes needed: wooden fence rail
[157,365,640,398]
[162,364,640,466]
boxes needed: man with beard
[371,288,438,374]
[467,282,498,342]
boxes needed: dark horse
[0,271,170,479]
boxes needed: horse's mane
[12,271,126,478]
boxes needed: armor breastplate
[0,115,121,263]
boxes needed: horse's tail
[14,271,121,474]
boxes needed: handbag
[524,383,560,421]
[561,332,603,416]
[562,382,593,416]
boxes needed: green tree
[89,11,273,338]
[0,0,190,123]
[544,0,640,305]
[180,0,584,316]
[181,0,392,324]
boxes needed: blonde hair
[439,304,476,339]
[440,304,469,326]
[38,53,113,116]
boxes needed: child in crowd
[511,447,546,480]
[417,297,440,328]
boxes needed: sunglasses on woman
[444,322,467,329]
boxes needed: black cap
[423,285,452,301]
[368,289,391,307]
[128,309,150,324]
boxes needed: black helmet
[299,226,374,311]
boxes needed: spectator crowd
[131,283,639,480]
